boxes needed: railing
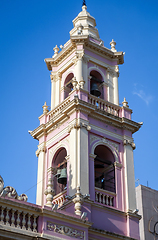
[48,97,70,120]
[0,202,39,232]
[88,95,120,117]
[53,190,67,208]
[95,188,116,207]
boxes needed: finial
[42,102,49,114]
[53,45,59,57]
[110,39,117,52]
[122,97,129,108]
[82,0,86,6]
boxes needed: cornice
[84,37,124,65]
[31,98,141,140]
[45,36,124,71]
[42,207,92,228]
[45,42,75,71]
[89,227,137,240]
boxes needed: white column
[75,51,84,84]
[123,140,137,212]
[82,57,88,91]
[69,124,77,196]
[77,122,89,195]
[36,145,45,206]
[107,69,114,103]
[51,75,55,110]
[55,73,61,106]
[113,67,119,105]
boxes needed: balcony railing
[0,199,39,233]
[95,187,116,207]
[48,97,70,120]
[88,94,120,117]
[53,190,67,208]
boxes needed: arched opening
[52,147,67,195]
[94,145,115,193]
[90,70,104,99]
[64,73,74,99]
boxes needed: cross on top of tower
[82,0,86,6]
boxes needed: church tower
[31,3,141,239]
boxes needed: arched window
[90,70,104,99]
[94,145,115,193]
[64,73,74,99]
[52,148,67,195]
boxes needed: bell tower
[30,3,141,239]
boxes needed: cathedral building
[0,2,142,239]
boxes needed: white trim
[91,139,119,162]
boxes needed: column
[123,139,137,212]
[77,121,90,195]
[107,69,113,103]
[75,51,84,84]
[51,74,55,110]
[114,161,123,210]
[36,145,45,206]
[55,72,61,106]
[69,123,77,196]
[113,66,119,105]
[89,154,96,201]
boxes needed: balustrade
[88,95,120,117]
[95,188,116,207]
[0,205,38,232]
[53,190,67,208]
[48,97,70,120]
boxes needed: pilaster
[123,139,137,212]
[36,144,46,206]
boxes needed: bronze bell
[90,82,101,97]
[58,168,67,185]
[56,169,61,178]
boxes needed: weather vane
[82,0,86,6]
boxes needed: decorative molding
[123,139,136,150]
[0,176,28,201]
[90,134,119,153]
[36,145,46,157]
[47,221,84,239]
[68,121,91,133]
[0,176,4,193]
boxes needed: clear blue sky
[0,0,158,203]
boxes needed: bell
[90,82,101,97]
[56,169,61,178]
[58,168,67,185]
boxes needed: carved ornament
[0,175,28,201]
[90,135,119,152]
[123,139,136,150]
[36,145,46,157]
[47,222,84,239]
[68,121,91,133]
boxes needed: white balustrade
[53,190,67,209]
[95,188,115,207]
[49,98,70,120]
[0,206,38,232]
[88,95,120,117]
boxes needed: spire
[82,0,86,6]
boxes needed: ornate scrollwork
[47,221,84,239]
[0,176,28,202]
[123,139,136,150]
[0,176,4,194]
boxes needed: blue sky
[0,0,158,203]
